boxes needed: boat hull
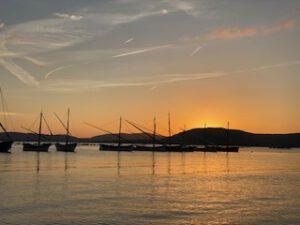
[218,146,239,152]
[0,141,13,153]
[134,145,166,152]
[165,145,195,152]
[100,144,133,151]
[23,143,51,152]
[193,146,218,152]
[55,143,77,152]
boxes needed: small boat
[134,145,166,152]
[126,117,168,152]
[86,117,133,152]
[54,108,77,152]
[164,114,194,152]
[0,123,13,153]
[218,122,239,152]
[100,144,133,151]
[218,146,239,152]
[56,143,77,152]
[22,111,51,152]
[0,89,14,153]
[0,141,13,153]
[23,143,51,152]
[193,145,218,152]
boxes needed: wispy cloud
[190,45,204,56]
[0,21,4,29]
[0,58,39,86]
[0,111,17,116]
[45,64,75,79]
[205,20,295,40]
[0,2,177,85]
[54,13,83,21]
[165,0,199,17]
[113,44,172,58]
[42,59,300,92]
[124,38,134,44]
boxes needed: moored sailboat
[22,111,51,152]
[128,117,166,152]
[0,88,13,153]
[54,108,77,152]
[217,122,239,152]
[85,118,133,151]
[100,118,133,151]
[0,123,13,153]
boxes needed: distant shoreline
[1,128,300,148]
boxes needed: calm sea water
[0,145,299,225]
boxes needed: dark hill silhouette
[170,128,300,147]
[0,132,163,143]
[1,128,299,147]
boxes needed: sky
[0,0,300,137]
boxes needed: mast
[66,108,70,145]
[226,121,229,148]
[204,123,207,146]
[168,112,171,145]
[153,117,156,148]
[0,122,11,140]
[38,111,43,146]
[118,117,122,147]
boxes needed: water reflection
[0,146,299,225]
[36,152,40,173]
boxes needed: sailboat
[164,112,188,152]
[193,124,217,152]
[217,122,239,152]
[0,88,13,153]
[130,117,166,152]
[55,108,77,152]
[99,117,133,151]
[0,122,13,153]
[85,118,133,151]
[23,111,51,152]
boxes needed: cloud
[0,3,176,85]
[0,111,17,116]
[54,13,83,21]
[124,38,134,44]
[0,58,39,86]
[113,44,172,58]
[165,0,199,17]
[42,59,300,92]
[0,21,4,29]
[45,64,75,79]
[190,45,204,56]
[205,20,295,41]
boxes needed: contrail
[0,58,39,86]
[45,64,75,79]
[190,45,203,56]
[124,38,133,44]
[113,44,172,58]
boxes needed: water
[0,145,299,225]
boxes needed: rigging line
[0,87,8,127]
[42,115,53,135]
[0,122,12,140]
[1,88,15,131]
[21,126,49,140]
[84,121,131,143]
[54,112,68,131]
[28,116,39,130]
[54,112,74,136]
[134,120,165,138]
